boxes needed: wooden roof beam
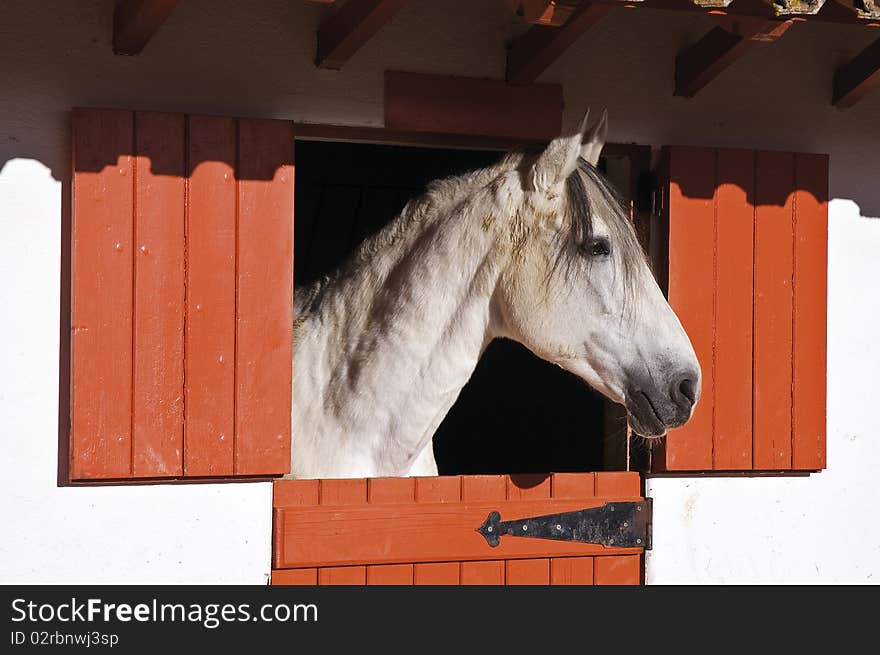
[506,2,611,84]
[316,0,409,70]
[113,0,181,55]
[674,18,795,97]
[833,35,880,106]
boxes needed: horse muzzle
[624,370,700,438]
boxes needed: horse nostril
[678,377,697,405]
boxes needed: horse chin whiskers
[628,428,666,456]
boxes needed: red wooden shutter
[653,146,827,472]
[70,108,294,480]
[271,473,643,585]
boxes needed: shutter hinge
[476,498,652,550]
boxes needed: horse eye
[585,238,611,257]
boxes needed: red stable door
[272,472,646,586]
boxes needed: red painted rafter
[674,19,795,97]
[316,0,409,70]
[833,35,880,107]
[113,0,181,55]
[506,2,611,84]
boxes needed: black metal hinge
[476,499,652,550]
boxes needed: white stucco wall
[1,0,878,583]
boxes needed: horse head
[494,110,700,437]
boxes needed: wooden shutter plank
[414,477,462,585]
[551,472,596,499]
[460,476,507,585]
[664,147,716,470]
[71,108,135,479]
[713,148,755,470]
[792,154,828,470]
[551,558,594,585]
[235,119,294,475]
[318,479,368,585]
[506,559,550,585]
[272,479,319,573]
[594,472,641,585]
[460,560,505,585]
[594,555,641,585]
[132,111,185,477]
[272,569,317,585]
[414,476,461,503]
[368,477,416,503]
[367,478,416,584]
[365,564,414,585]
[184,116,237,476]
[594,471,639,497]
[273,478,320,507]
[754,151,795,470]
[413,562,460,585]
[320,478,368,504]
[318,567,367,585]
[549,473,596,585]
[505,475,551,585]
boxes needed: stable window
[293,138,649,476]
[67,89,827,585]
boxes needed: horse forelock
[553,158,649,305]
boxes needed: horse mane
[294,151,647,321]
[294,152,523,320]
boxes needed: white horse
[290,110,700,479]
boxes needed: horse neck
[293,178,512,477]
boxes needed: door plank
[713,148,755,470]
[791,154,828,470]
[184,115,237,476]
[754,151,795,469]
[235,119,294,475]
[594,472,642,585]
[550,472,596,585]
[414,477,462,584]
[132,111,185,477]
[71,108,135,479]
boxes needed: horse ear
[580,108,608,166]
[528,110,592,193]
